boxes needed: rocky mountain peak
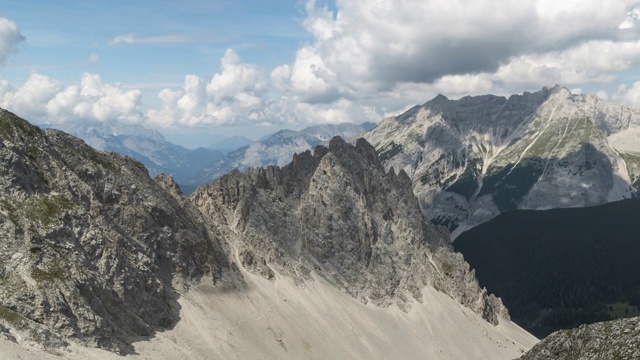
[191,136,508,323]
[363,86,640,237]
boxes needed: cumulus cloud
[148,49,279,127]
[0,17,25,65]
[0,72,144,124]
[270,0,640,107]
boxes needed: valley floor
[1,270,537,360]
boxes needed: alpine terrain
[0,109,535,359]
[363,85,640,237]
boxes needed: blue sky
[2,1,640,148]
[1,0,309,103]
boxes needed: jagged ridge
[191,136,507,321]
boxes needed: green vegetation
[31,262,66,282]
[445,157,481,201]
[86,149,118,172]
[23,195,73,226]
[0,198,19,224]
[477,159,544,212]
[608,302,640,318]
[0,112,43,139]
[455,198,640,338]
[517,117,594,159]
[376,142,402,162]
[0,305,20,325]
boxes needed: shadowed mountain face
[363,86,640,238]
[454,198,640,338]
[0,110,232,353]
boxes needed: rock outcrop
[192,136,506,322]
[519,316,640,360]
[0,109,231,353]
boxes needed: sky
[2,0,640,148]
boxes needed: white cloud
[0,17,25,65]
[148,49,276,128]
[619,6,640,29]
[1,73,61,118]
[0,72,144,124]
[108,33,193,46]
[613,81,640,105]
[88,52,99,63]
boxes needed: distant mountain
[454,198,640,338]
[208,135,253,153]
[363,85,640,238]
[188,122,376,187]
[52,122,224,184]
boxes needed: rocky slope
[188,122,375,187]
[191,136,508,321]
[53,122,224,185]
[0,109,534,358]
[0,110,231,353]
[519,316,640,360]
[363,85,640,237]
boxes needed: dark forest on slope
[454,198,640,338]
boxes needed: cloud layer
[3,1,640,131]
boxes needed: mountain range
[51,122,224,186]
[3,84,639,359]
[188,122,376,187]
[362,85,640,238]
[0,109,534,359]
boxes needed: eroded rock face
[0,109,231,353]
[192,136,506,323]
[519,316,640,360]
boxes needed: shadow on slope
[454,198,640,338]
[431,142,636,232]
